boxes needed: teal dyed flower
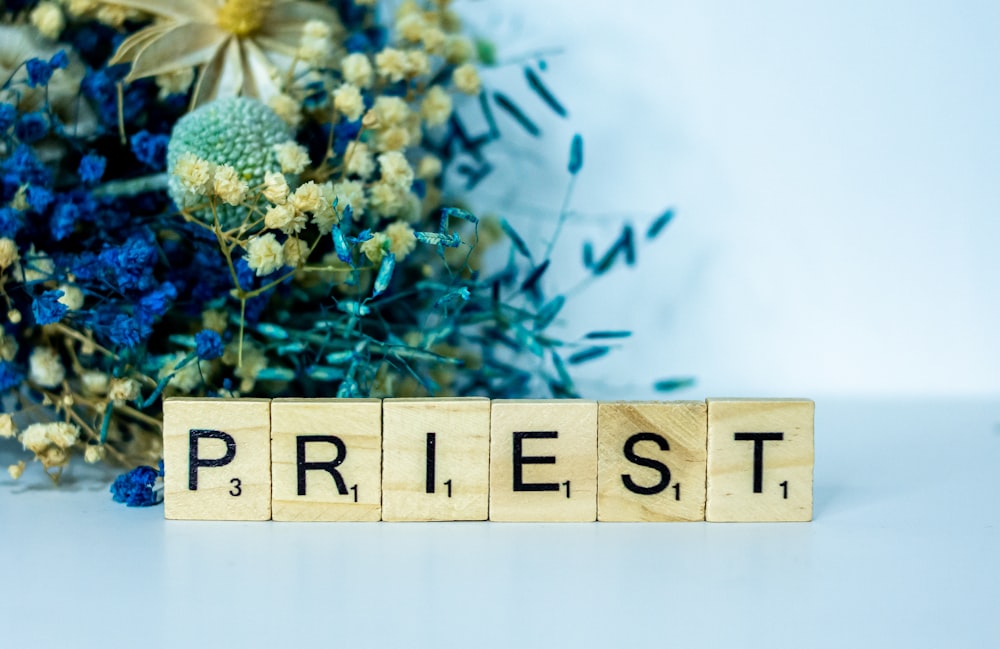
[167,97,291,227]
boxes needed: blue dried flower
[195,329,224,361]
[50,201,80,240]
[25,58,53,88]
[26,185,53,212]
[110,465,161,507]
[78,153,106,185]
[0,360,22,392]
[32,290,68,325]
[15,112,48,143]
[0,104,16,132]
[107,314,143,349]
[0,207,22,238]
[130,131,169,169]
[49,50,69,70]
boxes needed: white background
[457,0,1000,399]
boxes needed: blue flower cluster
[110,465,162,507]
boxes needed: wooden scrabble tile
[270,399,382,522]
[382,398,490,521]
[597,401,707,522]
[489,400,598,522]
[706,398,814,522]
[163,398,272,521]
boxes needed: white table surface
[1,398,997,648]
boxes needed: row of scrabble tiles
[163,397,814,522]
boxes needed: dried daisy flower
[108,0,342,105]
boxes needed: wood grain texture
[489,400,598,522]
[597,401,707,522]
[706,398,814,522]
[270,399,382,522]
[163,398,272,521]
[382,398,490,521]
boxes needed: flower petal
[240,38,280,102]
[109,23,175,66]
[268,1,342,30]
[127,23,228,82]
[193,37,244,105]
[106,0,216,23]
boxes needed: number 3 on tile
[229,478,241,497]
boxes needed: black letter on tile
[189,429,236,491]
[621,432,671,495]
[734,432,784,493]
[513,431,560,492]
[426,432,436,493]
[297,435,348,496]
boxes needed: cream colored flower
[268,92,302,128]
[333,83,365,122]
[343,141,375,179]
[0,238,19,270]
[368,181,407,218]
[108,377,140,403]
[274,141,309,174]
[22,421,79,454]
[8,461,25,480]
[160,353,203,393]
[290,180,321,213]
[310,182,340,233]
[378,151,414,189]
[282,237,309,267]
[264,202,300,233]
[421,26,446,55]
[29,346,64,388]
[202,309,228,332]
[372,96,410,128]
[108,0,342,106]
[174,152,215,196]
[0,414,15,439]
[385,221,416,259]
[375,47,408,82]
[30,2,65,40]
[156,68,195,98]
[444,35,474,65]
[360,232,387,262]
[416,154,442,179]
[396,13,425,43]
[57,284,84,311]
[452,63,481,95]
[213,164,248,205]
[421,85,452,127]
[331,180,366,220]
[84,445,106,464]
[262,171,289,204]
[341,53,372,88]
[80,370,109,394]
[405,50,430,77]
[245,233,285,275]
[376,126,410,152]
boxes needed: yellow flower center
[216,0,271,37]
